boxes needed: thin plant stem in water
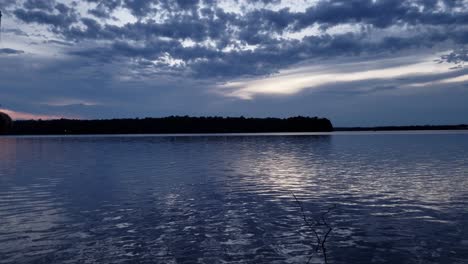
[291,192,336,264]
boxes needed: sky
[0,0,467,126]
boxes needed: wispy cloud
[0,48,24,55]
[42,99,99,107]
[219,54,465,99]
[0,108,73,120]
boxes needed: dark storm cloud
[176,0,200,9]
[88,6,112,19]
[116,0,200,17]
[12,0,468,36]
[440,48,468,65]
[65,25,467,79]
[23,0,56,11]
[247,0,282,4]
[0,0,17,9]
[44,39,74,46]
[0,48,25,55]
[122,0,155,17]
[290,0,468,29]
[59,15,227,43]
[13,7,77,28]
[85,0,121,18]
[10,0,466,79]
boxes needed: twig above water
[291,192,336,264]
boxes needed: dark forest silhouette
[7,116,334,135]
[0,112,12,134]
[2,110,467,135]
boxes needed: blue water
[1,132,468,263]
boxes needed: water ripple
[0,133,468,263]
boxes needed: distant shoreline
[3,131,468,138]
[335,124,468,132]
[3,123,468,136]
[5,116,334,135]
[2,114,467,135]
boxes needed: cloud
[0,0,17,9]
[0,108,69,120]
[0,48,25,55]
[23,0,56,11]
[1,0,467,125]
[2,28,29,37]
[10,0,464,80]
[219,54,468,99]
[13,8,77,28]
[43,99,99,107]
[439,48,468,65]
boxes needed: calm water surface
[1,132,467,263]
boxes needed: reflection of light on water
[226,136,333,201]
[234,148,319,196]
[0,138,18,182]
[226,135,468,218]
[0,135,467,263]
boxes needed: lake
[1,132,467,263]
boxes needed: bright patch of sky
[220,53,466,99]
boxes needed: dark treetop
[0,112,12,134]
[9,116,334,135]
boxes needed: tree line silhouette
[3,111,466,135]
[0,112,12,134]
[3,115,334,135]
